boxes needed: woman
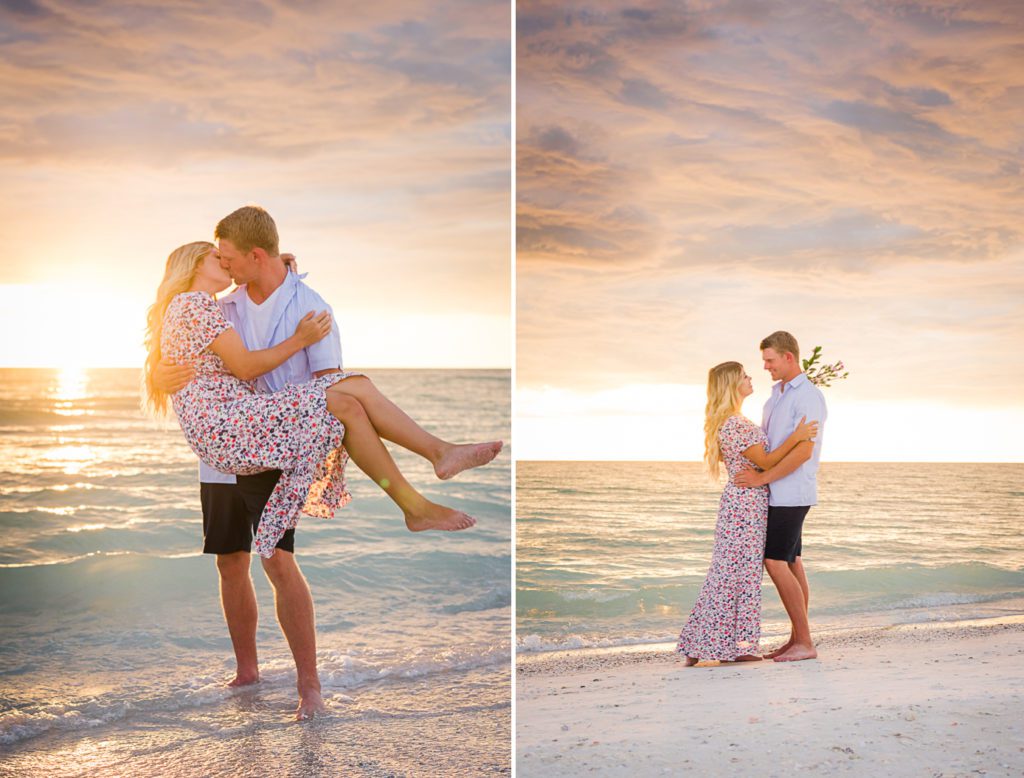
[676,361,817,664]
[144,241,498,557]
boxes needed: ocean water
[517,460,1024,652]
[0,368,510,776]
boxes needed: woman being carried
[676,361,817,665]
[144,241,501,558]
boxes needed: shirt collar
[220,270,307,309]
[777,372,809,394]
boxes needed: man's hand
[282,253,298,273]
[733,462,766,489]
[152,359,195,394]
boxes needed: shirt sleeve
[720,417,765,456]
[301,290,344,373]
[186,293,233,353]
[793,388,828,440]
[737,418,767,451]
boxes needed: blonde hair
[215,205,279,256]
[703,361,745,481]
[759,330,800,363]
[142,241,215,417]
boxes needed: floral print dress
[677,415,770,660]
[162,291,357,557]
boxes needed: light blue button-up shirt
[199,271,343,484]
[761,372,827,507]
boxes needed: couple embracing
[678,331,826,665]
[143,205,502,719]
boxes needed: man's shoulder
[287,274,330,308]
[797,380,827,409]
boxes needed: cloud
[517,0,1024,420]
[0,0,510,368]
[0,0,509,164]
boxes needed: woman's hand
[294,311,332,346]
[795,415,818,441]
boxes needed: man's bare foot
[732,654,763,662]
[295,689,327,721]
[773,643,817,662]
[405,500,477,532]
[434,441,503,480]
[227,670,259,688]
[764,641,793,659]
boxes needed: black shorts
[764,505,810,563]
[200,470,294,555]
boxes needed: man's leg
[260,550,324,720]
[331,375,501,480]
[764,556,810,658]
[216,551,260,686]
[764,558,816,662]
[790,555,810,612]
[202,483,261,686]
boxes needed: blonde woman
[676,362,817,665]
[144,241,482,559]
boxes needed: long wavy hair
[142,241,215,417]
[703,361,745,481]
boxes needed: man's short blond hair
[215,205,279,256]
[759,330,800,362]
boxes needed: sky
[516,0,1024,462]
[0,0,510,368]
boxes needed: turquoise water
[517,460,1024,651]
[0,368,510,775]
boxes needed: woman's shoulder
[720,414,763,441]
[169,291,216,312]
[721,414,752,429]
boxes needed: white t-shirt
[243,284,284,355]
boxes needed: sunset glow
[517,0,1024,463]
[1,1,510,369]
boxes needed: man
[157,206,499,720]
[155,205,354,720]
[734,330,826,662]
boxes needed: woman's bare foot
[682,656,698,666]
[773,643,818,662]
[295,688,327,721]
[434,441,503,480]
[227,670,259,688]
[404,500,477,532]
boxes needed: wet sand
[0,666,510,778]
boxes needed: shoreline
[517,616,1024,776]
[517,612,1024,672]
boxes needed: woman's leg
[326,389,475,531]
[330,375,502,479]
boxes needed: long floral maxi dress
[162,291,358,558]
[677,414,770,660]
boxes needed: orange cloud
[517,0,1024,450]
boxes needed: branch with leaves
[802,346,849,388]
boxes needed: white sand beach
[517,618,1024,776]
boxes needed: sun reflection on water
[53,367,89,401]
[42,444,97,475]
